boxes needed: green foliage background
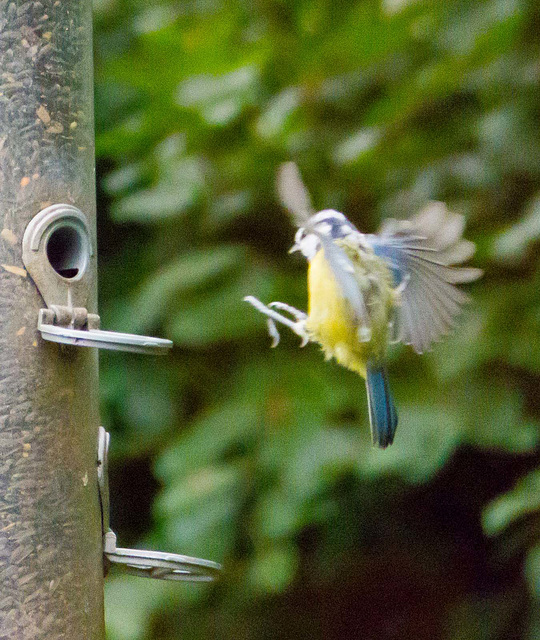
[94,0,540,638]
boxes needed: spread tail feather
[366,365,398,448]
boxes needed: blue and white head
[290,209,359,259]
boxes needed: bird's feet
[243,296,309,347]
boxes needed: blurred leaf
[157,463,242,516]
[156,400,258,481]
[279,426,361,502]
[95,0,540,638]
[103,162,146,195]
[204,190,253,229]
[333,128,381,165]
[105,577,170,640]
[361,402,462,482]
[111,155,205,222]
[156,463,244,560]
[167,265,278,346]
[256,87,302,142]
[127,245,248,333]
[458,380,539,452]
[100,355,179,456]
[253,489,305,541]
[493,194,540,263]
[526,545,540,598]
[177,66,259,126]
[246,543,299,595]
[483,468,540,537]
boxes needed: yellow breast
[305,247,394,379]
[305,249,367,377]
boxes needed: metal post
[0,1,104,638]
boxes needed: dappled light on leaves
[95,1,540,638]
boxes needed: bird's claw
[244,296,310,348]
[297,323,309,347]
[267,318,281,347]
[268,301,307,321]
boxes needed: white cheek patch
[300,235,319,259]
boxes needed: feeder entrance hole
[46,225,87,279]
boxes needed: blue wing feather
[366,202,482,354]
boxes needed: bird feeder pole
[0,0,105,637]
[0,1,221,635]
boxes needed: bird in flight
[245,163,482,448]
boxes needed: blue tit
[245,163,482,448]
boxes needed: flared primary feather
[277,162,314,226]
[367,202,483,353]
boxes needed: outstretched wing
[366,202,483,354]
[277,163,369,327]
[276,162,314,226]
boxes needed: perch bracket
[22,204,172,354]
[97,427,222,582]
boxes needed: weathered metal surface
[0,0,104,637]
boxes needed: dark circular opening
[46,225,87,279]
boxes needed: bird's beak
[288,243,301,254]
